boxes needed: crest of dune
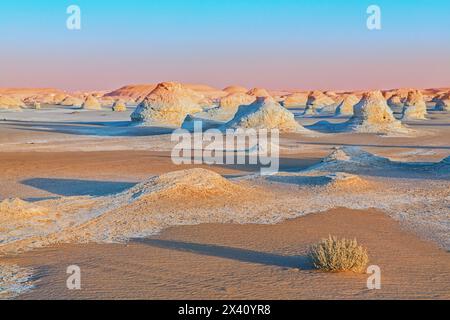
[223,85,248,94]
[131,82,203,127]
[112,99,127,112]
[225,97,308,133]
[60,96,83,107]
[219,92,255,110]
[247,87,271,98]
[402,90,427,120]
[283,92,308,108]
[82,95,102,110]
[0,95,24,110]
[335,95,360,116]
[346,91,406,133]
[303,91,335,115]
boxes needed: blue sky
[1,0,449,91]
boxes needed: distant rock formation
[131,82,203,127]
[247,88,271,98]
[303,91,335,115]
[335,95,360,116]
[434,93,450,111]
[82,95,102,110]
[219,92,255,110]
[0,95,24,110]
[60,96,83,107]
[387,95,404,108]
[223,86,248,94]
[402,90,427,120]
[283,93,308,108]
[112,99,127,112]
[225,97,309,133]
[346,91,406,133]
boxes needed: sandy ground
[3,208,449,300]
[0,105,449,299]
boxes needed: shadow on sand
[21,178,137,196]
[5,120,174,137]
[137,238,313,270]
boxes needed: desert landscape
[1,1,450,303]
[0,83,449,299]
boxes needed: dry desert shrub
[309,236,369,272]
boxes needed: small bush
[309,236,369,273]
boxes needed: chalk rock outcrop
[225,97,308,133]
[60,96,83,107]
[131,82,203,127]
[283,93,308,108]
[0,96,24,110]
[247,88,271,98]
[82,95,102,110]
[434,94,450,111]
[223,86,248,94]
[346,91,405,133]
[219,92,255,110]
[303,91,335,115]
[402,90,427,120]
[335,95,360,116]
[112,99,127,112]
[387,95,404,108]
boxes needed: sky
[1,0,449,92]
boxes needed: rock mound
[112,99,127,112]
[223,85,248,94]
[129,168,243,199]
[435,94,450,111]
[303,91,335,115]
[247,88,271,98]
[325,173,374,192]
[283,93,308,108]
[346,91,406,133]
[82,95,102,110]
[225,97,308,132]
[387,94,404,108]
[335,95,360,116]
[131,82,203,127]
[402,90,427,120]
[0,96,24,110]
[219,92,255,110]
[60,96,83,107]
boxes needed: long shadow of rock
[137,239,313,270]
[6,120,173,137]
[21,178,137,197]
[266,175,332,187]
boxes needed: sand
[2,208,448,300]
[0,98,449,300]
